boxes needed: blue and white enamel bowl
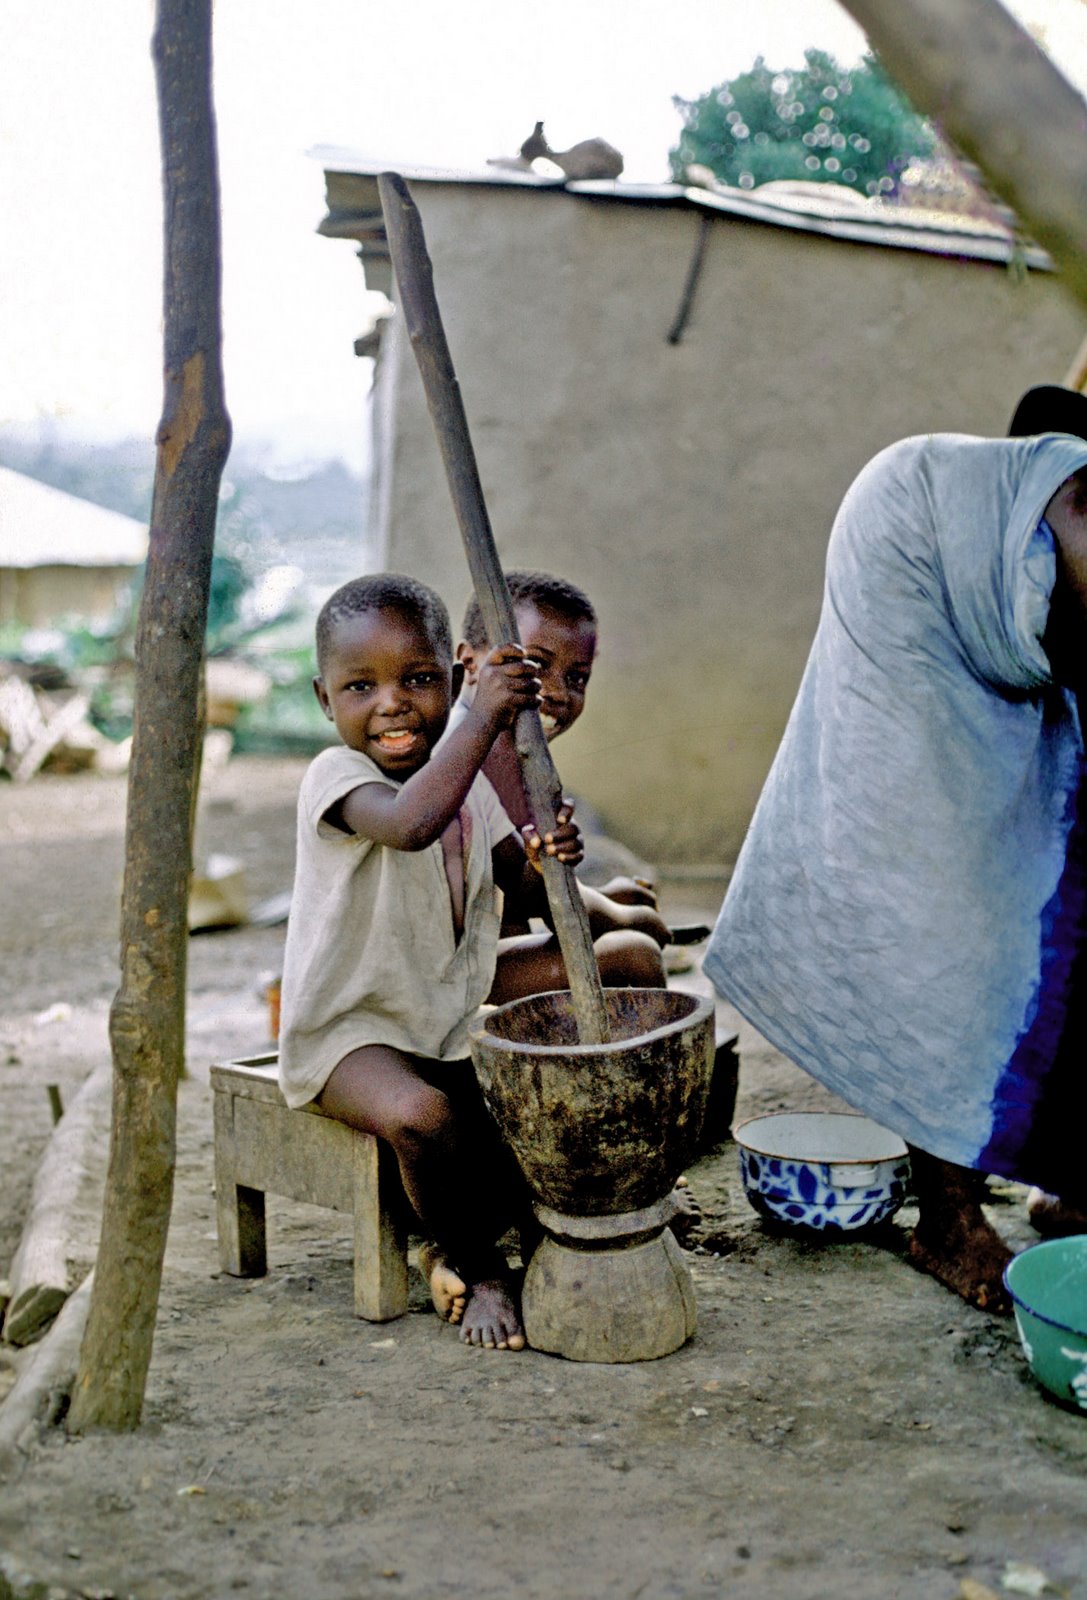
[734,1112,911,1232]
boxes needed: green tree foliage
[670,49,936,198]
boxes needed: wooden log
[376,170,609,1045]
[0,680,89,782]
[0,678,44,777]
[2,1064,110,1347]
[11,692,91,784]
[0,1273,93,1474]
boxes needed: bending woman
[706,399,1087,1312]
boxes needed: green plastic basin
[1004,1235,1087,1412]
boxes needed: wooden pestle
[377,172,611,1045]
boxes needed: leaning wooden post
[837,0,1087,312]
[377,172,610,1045]
[67,0,230,1433]
[1064,331,1087,396]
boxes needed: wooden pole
[836,0,1087,312]
[376,172,610,1045]
[0,1274,94,1472]
[1063,331,1087,395]
[67,0,231,1432]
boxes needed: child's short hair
[461,570,597,649]
[316,574,453,674]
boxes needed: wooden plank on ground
[3,1063,110,1346]
[0,1272,93,1473]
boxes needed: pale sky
[1,0,1085,471]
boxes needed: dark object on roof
[519,121,623,182]
[1008,384,1087,441]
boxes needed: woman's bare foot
[418,1243,467,1325]
[907,1221,1012,1314]
[1026,1187,1087,1237]
[907,1148,1012,1315]
[664,1176,702,1247]
[460,1276,526,1351]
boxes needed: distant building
[0,467,146,629]
[316,153,1086,867]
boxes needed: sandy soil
[1,759,1084,1600]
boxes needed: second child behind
[277,574,667,1353]
[454,570,663,927]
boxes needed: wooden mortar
[471,989,714,1362]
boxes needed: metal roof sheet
[0,468,148,570]
[310,145,1048,270]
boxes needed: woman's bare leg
[1026,1187,1087,1237]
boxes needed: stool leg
[214,1091,267,1277]
[351,1132,408,1321]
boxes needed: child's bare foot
[664,1176,702,1247]
[907,1214,1013,1315]
[418,1243,467,1325]
[460,1277,526,1351]
[1026,1186,1087,1237]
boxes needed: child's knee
[389,1082,456,1155]
[595,929,666,988]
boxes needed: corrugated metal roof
[0,467,147,570]
[310,145,1048,270]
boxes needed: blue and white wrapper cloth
[705,433,1087,1202]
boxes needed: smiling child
[277,574,667,1351]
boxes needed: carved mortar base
[523,1198,696,1363]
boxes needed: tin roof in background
[311,145,1048,271]
[0,468,147,570]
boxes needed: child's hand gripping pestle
[376,171,610,1045]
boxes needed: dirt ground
[1,757,1085,1600]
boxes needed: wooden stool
[211,1053,408,1321]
